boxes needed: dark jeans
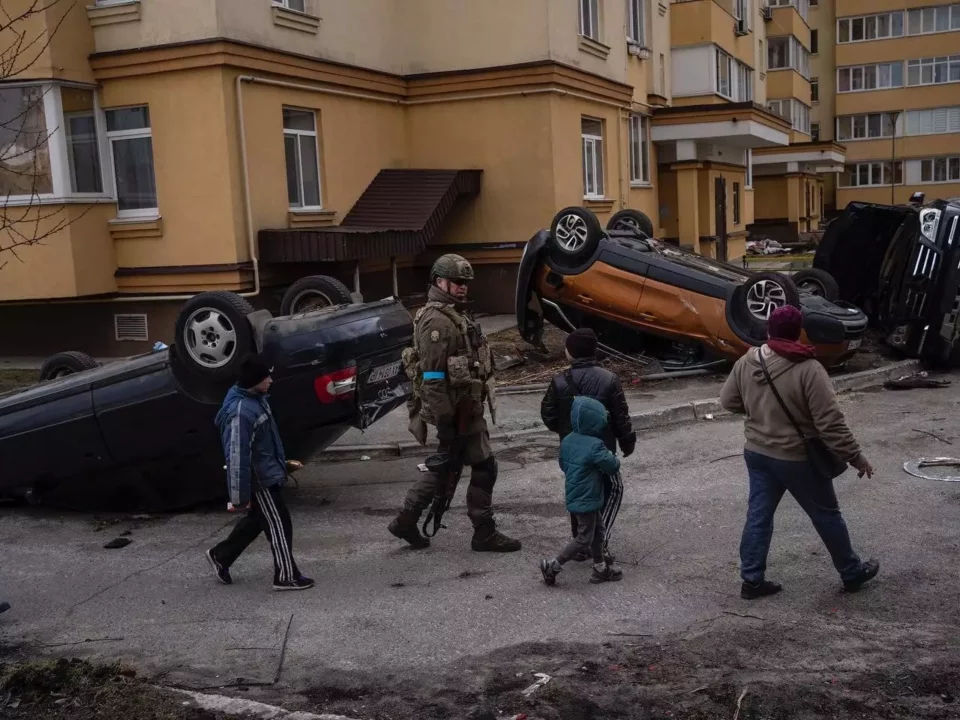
[740,450,861,584]
[212,485,300,584]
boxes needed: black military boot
[471,523,521,553]
[388,508,430,549]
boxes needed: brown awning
[259,169,482,263]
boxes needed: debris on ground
[904,457,960,482]
[885,372,952,390]
[0,658,228,719]
[520,673,551,697]
[102,538,133,550]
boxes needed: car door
[569,243,648,325]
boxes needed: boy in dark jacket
[541,328,635,561]
[205,354,314,591]
[540,396,623,585]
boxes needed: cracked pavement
[1,375,959,710]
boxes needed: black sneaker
[590,564,623,584]
[274,576,315,592]
[206,549,232,585]
[740,579,782,600]
[540,559,560,586]
[0,601,10,615]
[843,558,880,593]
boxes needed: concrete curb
[169,688,359,720]
[320,359,919,463]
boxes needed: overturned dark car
[0,279,413,511]
[812,195,960,366]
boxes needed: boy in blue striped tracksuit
[205,354,314,591]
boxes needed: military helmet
[430,254,474,284]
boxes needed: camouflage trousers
[401,422,498,529]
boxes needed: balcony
[671,0,752,60]
[767,67,812,105]
[768,6,812,50]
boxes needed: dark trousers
[570,471,622,553]
[740,449,861,585]
[557,511,606,565]
[212,485,300,584]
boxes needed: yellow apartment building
[810,0,960,212]
[0,0,845,357]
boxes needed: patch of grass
[0,659,224,720]
[0,369,37,394]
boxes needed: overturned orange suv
[516,207,868,370]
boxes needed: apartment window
[907,5,960,36]
[810,30,818,54]
[759,40,765,73]
[768,98,811,134]
[838,11,904,43]
[659,53,666,95]
[0,85,53,197]
[810,0,818,5]
[283,108,321,209]
[904,106,960,136]
[840,161,903,188]
[582,117,604,199]
[717,49,732,98]
[579,0,600,40]
[920,157,960,183]
[836,112,900,141]
[734,0,749,33]
[746,149,753,188]
[811,122,820,141]
[906,56,960,86]
[272,0,306,12]
[767,0,810,22]
[105,106,157,217]
[735,61,754,101]
[733,182,741,225]
[837,62,903,92]
[628,115,650,184]
[768,36,810,78]
[628,0,646,44]
[811,77,819,102]
[63,88,103,194]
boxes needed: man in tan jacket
[721,305,878,599]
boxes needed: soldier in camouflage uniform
[388,254,522,553]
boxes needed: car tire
[607,209,654,238]
[38,351,99,381]
[740,272,801,334]
[175,291,256,381]
[280,275,353,316]
[793,268,840,301]
[548,207,603,265]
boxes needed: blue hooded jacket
[558,396,621,514]
[215,385,288,506]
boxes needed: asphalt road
[1,376,958,716]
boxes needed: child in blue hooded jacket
[540,396,623,585]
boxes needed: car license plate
[848,339,862,350]
[368,360,402,384]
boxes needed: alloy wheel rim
[746,280,788,320]
[183,307,237,368]
[555,213,589,252]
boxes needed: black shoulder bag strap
[757,351,806,440]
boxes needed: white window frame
[579,0,600,41]
[271,0,306,12]
[906,56,960,87]
[627,0,646,45]
[919,157,960,183]
[839,161,904,188]
[811,122,820,141]
[629,114,650,185]
[767,36,810,79]
[768,98,811,134]
[810,76,819,102]
[904,106,960,136]
[837,11,905,43]
[837,61,904,92]
[907,5,960,36]
[105,105,158,219]
[836,112,902,141]
[0,82,111,208]
[746,149,753,189]
[581,117,605,199]
[283,107,323,210]
[734,0,750,33]
[716,48,733,99]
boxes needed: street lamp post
[890,110,901,205]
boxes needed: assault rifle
[421,397,471,538]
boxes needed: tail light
[314,366,357,403]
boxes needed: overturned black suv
[812,194,960,366]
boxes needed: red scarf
[767,338,817,361]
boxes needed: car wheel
[38,351,100,381]
[280,275,353,316]
[792,268,840,301]
[741,273,801,332]
[175,291,255,381]
[606,209,654,238]
[548,207,603,265]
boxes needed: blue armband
[422,371,446,380]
